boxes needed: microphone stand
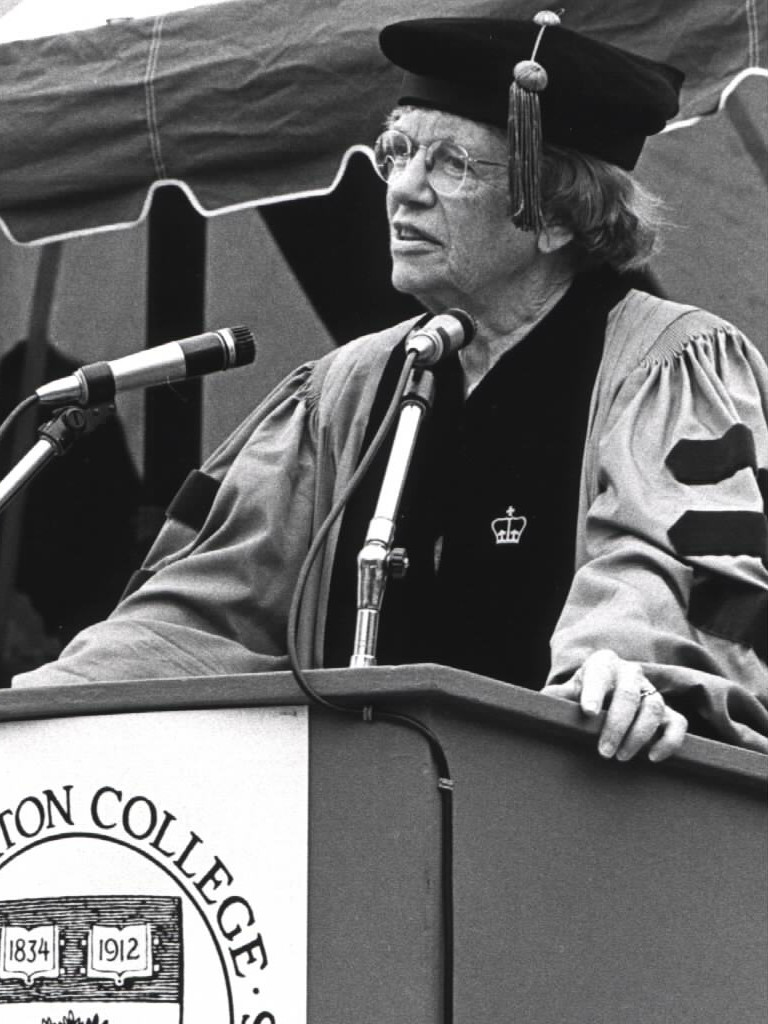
[349,366,436,668]
[0,404,114,517]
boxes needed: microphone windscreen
[226,326,257,367]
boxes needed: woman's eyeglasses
[373,128,506,197]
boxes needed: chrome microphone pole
[347,307,477,668]
[349,367,436,668]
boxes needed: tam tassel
[508,60,547,231]
[508,10,561,231]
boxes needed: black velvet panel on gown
[325,268,630,688]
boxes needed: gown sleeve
[547,324,768,753]
[13,363,320,687]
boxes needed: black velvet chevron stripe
[166,469,220,531]
[666,424,756,484]
[689,572,768,663]
[669,511,768,560]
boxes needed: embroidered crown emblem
[491,506,527,545]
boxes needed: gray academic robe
[15,291,768,753]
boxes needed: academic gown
[14,282,768,754]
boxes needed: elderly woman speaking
[16,15,768,760]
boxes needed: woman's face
[385,108,540,313]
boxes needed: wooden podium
[1,665,766,1023]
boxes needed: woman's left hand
[541,649,688,762]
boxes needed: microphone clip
[0,404,115,518]
[36,403,115,454]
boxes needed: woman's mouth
[392,222,440,246]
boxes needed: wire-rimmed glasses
[373,128,506,197]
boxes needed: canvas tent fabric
[638,71,767,354]
[0,0,766,245]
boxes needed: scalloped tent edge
[0,0,765,246]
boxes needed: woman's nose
[387,148,435,205]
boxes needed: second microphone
[35,326,257,407]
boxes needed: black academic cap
[379,14,683,171]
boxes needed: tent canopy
[1,0,766,244]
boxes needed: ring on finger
[638,683,659,701]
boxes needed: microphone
[35,326,257,406]
[405,308,477,366]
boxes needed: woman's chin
[391,265,446,308]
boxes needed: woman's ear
[537,222,573,254]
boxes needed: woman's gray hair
[540,146,667,272]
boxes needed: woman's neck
[458,271,574,396]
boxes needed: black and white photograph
[0,2,766,1021]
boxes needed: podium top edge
[2,664,766,789]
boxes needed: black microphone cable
[0,394,39,448]
[286,339,456,1024]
